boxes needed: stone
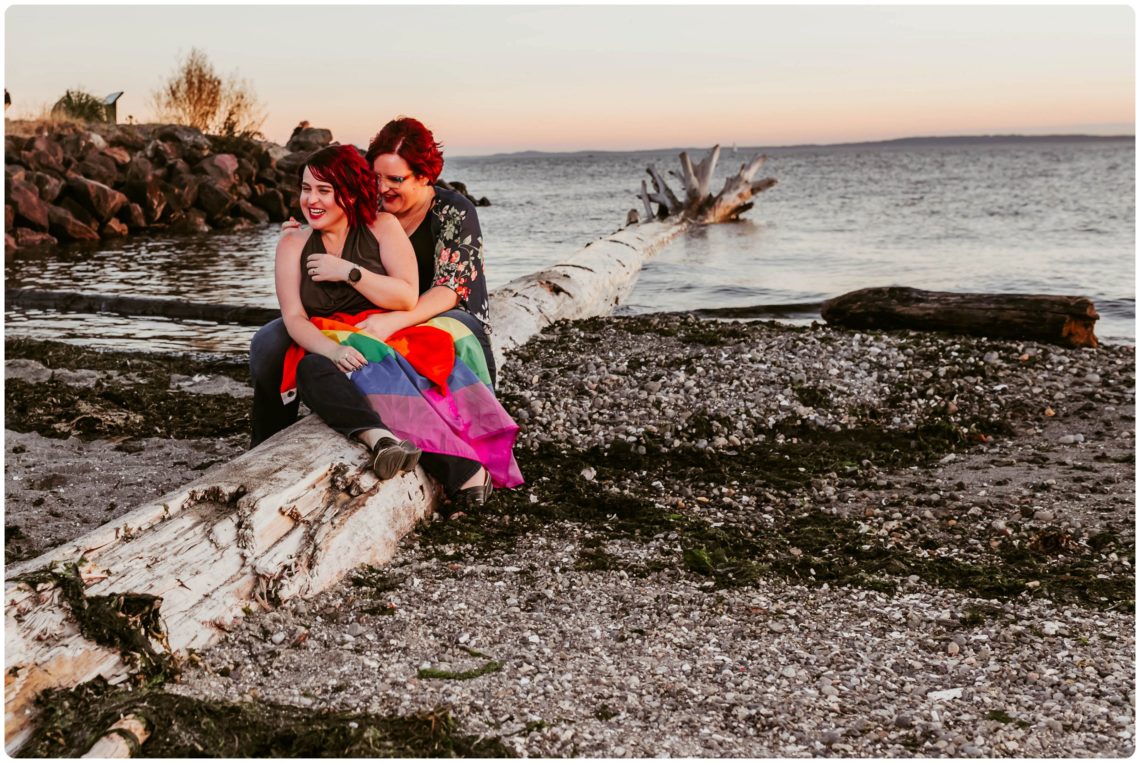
[14,228,59,248]
[286,127,333,153]
[275,150,313,178]
[105,125,148,151]
[196,180,235,219]
[21,149,66,177]
[196,154,240,189]
[100,146,132,166]
[30,172,65,204]
[65,176,128,223]
[122,202,148,229]
[124,178,167,224]
[167,208,210,234]
[5,204,12,230]
[77,154,120,187]
[145,139,180,167]
[60,197,100,228]
[155,124,213,162]
[125,156,156,185]
[8,179,50,231]
[252,188,288,221]
[233,199,270,224]
[47,204,100,242]
[101,218,129,238]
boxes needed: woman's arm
[355,195,487,340]
[276,230,366,372]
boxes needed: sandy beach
[5,316,1134,757]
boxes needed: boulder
[145,139,179,167]
[47,204,100,242]
[165,158,195,188]
[167,208,210,234]
[5,164,26,187]
[31,134,65,164]
[101,146,132,166]
[265,143,291,165]
[22,149,66,177]
[65,176,128,223]
[30,172,65,204]
[286,127,333,153]
[5,135,28,160]
[233,199,270,224]
[8,180,50,231]
[195,154,239,189]
[195,180,234,219]
[155,125,212,162]
[101,218,129,238]
[5,204,13,230]
[251,188,288,221]
[236,156,257,183]
[124,178,167,224]
[125,156,155,185]
[275,150,313,178]
[85,131,108,151]
[60,197,100,228]
[106,126,149,151]
[14,228,58,248]
[5,233,16,250]
[77,154,120,187]
[122,202,148,229]
[60,132,99,162]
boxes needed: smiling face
[372,153,432,217]
[299,166,349,231]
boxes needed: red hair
[299,145,379,228]
[365,117,444,184]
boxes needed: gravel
[7,316,1135,756]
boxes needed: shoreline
[6,316,1135,756]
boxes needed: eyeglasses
[378,174,407,188]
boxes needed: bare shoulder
[369,212,402,235]
[276,227,309,255]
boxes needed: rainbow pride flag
[281,311,523,489]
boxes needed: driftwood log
[4,218,691,753]
[638,145,777,223]
[5,289,279,327]
[820,287,1099,348]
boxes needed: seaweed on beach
[17,677,514,758]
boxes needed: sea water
[5,138,1134,353]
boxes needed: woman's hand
[306,253,350,282]
[281,217,302,232]
[355,312,409,341]
[325,344,367,373]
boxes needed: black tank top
[299,226,387,317]
[409,216,434,295]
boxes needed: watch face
[349,267,361,283]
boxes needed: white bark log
[81,715,149,758]
[4,216,689,753]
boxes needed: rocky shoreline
[5,317,1135,757]
[4,120,488,253]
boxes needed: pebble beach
[4,315,1135,757]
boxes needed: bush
[50,89,106,122]
[150,48,265,137]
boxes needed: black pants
[248,310,497,497]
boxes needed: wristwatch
[347,267,362,284]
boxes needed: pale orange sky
[4,4,1134,155]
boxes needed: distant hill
[467,134,1134,160]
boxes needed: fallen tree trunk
[5,288,280,327]
[4,216,692,752]
[820,287,1099,348]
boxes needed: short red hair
[299,145,379,228]
[365,117,444,184]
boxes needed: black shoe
[371,436,421,480]
[445,469,492,519]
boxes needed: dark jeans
[248,310,497,497]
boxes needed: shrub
[150,48,265,137]
[50,89,106,122]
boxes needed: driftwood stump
[638,145,777,223]
[820,287,1099,348]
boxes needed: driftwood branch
[6,289,279,327]
[643,145,776,225]
[820,287,1100,348]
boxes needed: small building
[102,91,123,123]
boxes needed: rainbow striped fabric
[281,311,523,489]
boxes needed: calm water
[6,139,1134,353]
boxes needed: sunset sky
[4,4,1135,155]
